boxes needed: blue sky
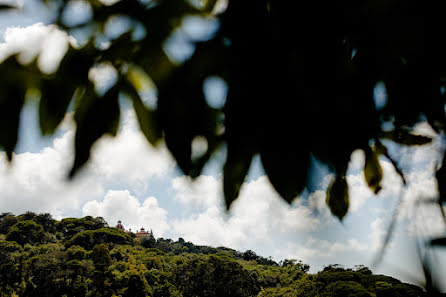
[1,0,446,290]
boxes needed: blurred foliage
[0,212,435,297]
[0,0,444,215]
[1,0,446,292]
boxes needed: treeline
[0,212,432,296]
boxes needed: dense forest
[0,212,434,297]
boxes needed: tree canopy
[1,1,446,279]
[0,212,433,297]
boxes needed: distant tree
[22,250,71,297]
[66,245,89,260]
[322,281,373,297]
[0,240,23,290]
[6,220,45,245]
[141,236,157,249]
[291,275,320,297]
[33,213,57,233]
[258,287,302,297]
[0,212,13,219]
[58,216,108,240]
[393,283,428,297]
[374,281,396,297]
[258,275,320,297]
[66,227,132,249]
[243,250,259,261]
[18,211,37,221]
[323,264,346,272]
[0,214,18,234]
[90,244,114,297]
[173,254,258,297]
[92,243,112,270]
[121,257,153,297]
[280,258,310,273]
[353,265,373,275]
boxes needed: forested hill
[0,212,433,297]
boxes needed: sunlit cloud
[0,23,76,73]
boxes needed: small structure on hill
[116,220,125,231]
[116,220,153,238]
[135,227,154,238]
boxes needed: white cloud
[87,109,175,193]
[0,109,174,217]
[347,149,366,173]
[412,122,439,138]
[279,236,370,264]
[82,190,169,237]
[171,175,321,250]
[346,159,403,212]
[0,127,104,217]
[308,157,403,216]
[172,175,221,209]
[370,217,386,251]
[342,131,446,244]
[0,22,76,73]
[88,61,118,95]
[348,238,368,252]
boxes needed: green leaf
[326,176,349,221]
[364,146,383,194]
[203,0,218,12]
[39,79,76,135]
[69,85,120,178]
[380,129,432,145]
[223,146,253,210]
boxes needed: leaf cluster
[1,0,445,220]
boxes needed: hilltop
[0,212,433,296]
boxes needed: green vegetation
[0,212,432,297]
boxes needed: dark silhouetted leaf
[381,130,432,145]
[157,39,223,176]
[430,237,446,246]
[364,146,383,194]
[39,79,76,135]
[326,176,349,221]
[0,84,25,160]
[2,0,446,246]
[223,146,253,210]
[261,147,310,204]
[436,152,446,204]
[69,85,120,178]
[0,57,27,160]
[0,4,17,10]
